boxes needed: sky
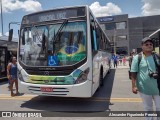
[1,0,160,38]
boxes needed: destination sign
[22,7,86,24]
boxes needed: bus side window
[95,22,102,50]
[92,30,97,51]
[90,14,97,51]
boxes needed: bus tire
[107,69,110,74]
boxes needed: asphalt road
[0,68,149,120]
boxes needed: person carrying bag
[130,37,160,120]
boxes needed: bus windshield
[19,21,87,67]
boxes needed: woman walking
[7,56,19,97]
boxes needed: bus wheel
[107,69,110,74]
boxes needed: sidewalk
[111,61,129,69]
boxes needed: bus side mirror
[8,29,13,42]
[22,34,25,45]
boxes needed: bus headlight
[75,68,90,84]
[18,69,29,82]
[18,69,24,82]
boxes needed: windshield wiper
[52,19,68,53]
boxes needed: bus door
[90,14,100,94]
[0,47,7,80]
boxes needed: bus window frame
[19,19,88,68]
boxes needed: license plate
[40,87,53,92]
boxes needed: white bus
[14,6,111,97]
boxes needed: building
[0,35,18,52]
[129,15,160,53]
[97,14,129,55]
[97,14,160,55]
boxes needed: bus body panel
[18,79,92,98]
[92,50,111,94]
[17,56,93,97]
[86,6,111,95]
[149,29,160,54]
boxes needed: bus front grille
[26,70,73,76]
[28,86,69,96]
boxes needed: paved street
[0,64,150,120]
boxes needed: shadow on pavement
[20,69,116,112]
[0,79,8,85]
[93,69,116,98]
[16,93,25,96]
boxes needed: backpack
[152,53,160,95]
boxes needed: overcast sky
[1,0,160,37]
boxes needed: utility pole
[0,0,3,35]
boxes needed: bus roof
[25,5,88,16]
[149,28,160,38]
[21,5,88,24]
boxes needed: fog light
[18,69,29,82]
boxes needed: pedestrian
[130,37,160,120]
[122,56,126,66]
[129,52,135,68]
[7,56,19,97]
[112,54,118,68]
